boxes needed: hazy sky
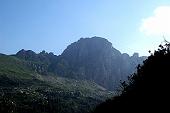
[1,0,170,56]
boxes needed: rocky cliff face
[14,37,146,90]
[52,37,146,90]
[16,49,57,64]
[16,49,58,75]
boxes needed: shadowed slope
[93,43,170,112]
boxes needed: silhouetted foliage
[94,42,170,112]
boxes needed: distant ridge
[50,37,147,90]
[1,37,147,90]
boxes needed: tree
[93,41,170,113]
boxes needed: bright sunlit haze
[1,0,170,56]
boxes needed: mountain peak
[12,37,146,90]
[132,52,139,57]
[16,49,37,60]
[62,37,115,57]
[79,36,110,42]
[51,37,145,90]
[17,49,36,55]
[77,37,112,47]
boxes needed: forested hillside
[93,42,170,112]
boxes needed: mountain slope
[0,53,112,113]
[11,37,146,90]
[50,37,146,90]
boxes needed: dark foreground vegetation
[94,42,170,112]
[0,74,109,113]
[0,84,101,113]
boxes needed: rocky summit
[6,37,146,91]
[50,37,147,90]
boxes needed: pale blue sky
[1,0,170,56]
